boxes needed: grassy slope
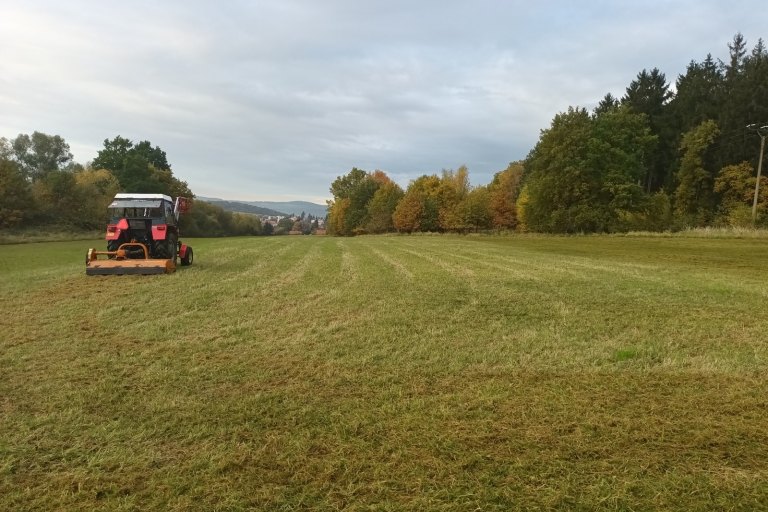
[1,235,767,511]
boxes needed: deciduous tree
[488,162,523,229]
[393,174,442,233]
[674,120,720,225]
[9,131,73,181]
[0,159,33,228]
[366,181,404,233]
[714,161,767,224]
[437,166,470,231]
[457,186,492,232]
[73,168,121,228]
[328,167,381,235]
[93,136,190,198]
[524,106,656,233]
[392,189,423,233]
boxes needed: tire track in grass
[394,244,475,280]
[336,239,361,286]
[453,244,660,284]
[365,246,414,281]
[387,240,481,308]
[211,237,297,285]
[462,243,743,298]
[263,241,322,290]
[435,248,544,282]
[442,242,583,279]
[172,238,312,323]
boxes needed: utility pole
[747,124,768,223]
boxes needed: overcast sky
[1,1,764,203]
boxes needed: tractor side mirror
[173,197,191,221]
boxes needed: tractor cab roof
[114,193,173,202]
[109,198,163,209]
[109,193,174,209]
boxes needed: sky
[0,1,764,203]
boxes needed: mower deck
[86,258,175,275]
[85,243,176,276]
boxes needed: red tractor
[86,193,193,275]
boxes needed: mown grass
[1,234,767,511]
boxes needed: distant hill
[199,198,286,216]
[199,197,327,218]
[246,201,327,218]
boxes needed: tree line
[327,33,768,235]
[0,133,270,236]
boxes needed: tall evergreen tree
[622,68,675,192]
[723,32,748,81]
[593,93,620,117]
[671,55,724,133]
[716,34,768,168]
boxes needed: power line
[746,124,767,222]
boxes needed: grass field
[1,234,767,511]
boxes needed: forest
[327,34,768,235]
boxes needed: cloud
[1,1,764,201]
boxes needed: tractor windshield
[108,199,166,224]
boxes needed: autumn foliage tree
[488,162,523,229]
[327,168,381,235]
[714,161,767,226]
[393,174,442,233]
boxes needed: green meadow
[1,234,767,510]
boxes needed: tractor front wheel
[180,246,193,266]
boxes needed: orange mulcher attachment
[85,242,176,276]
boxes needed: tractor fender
[151,224,169,240]
[106,218,129,241]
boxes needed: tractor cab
[105,194,179,258]
[107,195,177,226]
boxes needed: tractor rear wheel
[180,246,193,266]
[166,234,178,265]
[107,239,121,258]
[154,234,177,262]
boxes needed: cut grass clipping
[1,234,767,510]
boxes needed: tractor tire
[107,239,122,258]
[157,234,178,263]
[180,246,193,266]
[169,235,178,265]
